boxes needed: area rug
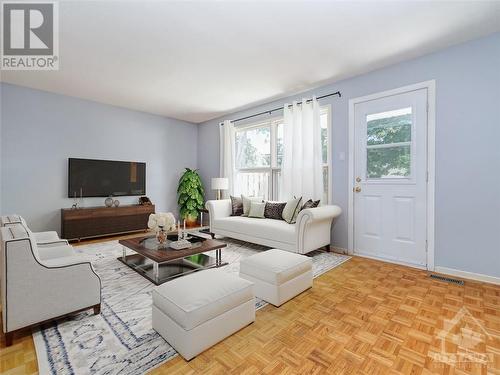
[33,238,350,375]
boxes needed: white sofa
[1,224,101,346]
[206,200,342,254]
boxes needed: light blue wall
[0,83,198,233]
[197,32,500,277]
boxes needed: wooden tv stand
[61,204,155,241]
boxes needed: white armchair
[1,214,63,245]
[1,224,101,346]
[206,199,342,254]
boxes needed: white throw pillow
[241,195,263,216]
[248,201,266,218]
[282,197,302,224]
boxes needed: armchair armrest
[37,244,76,261]
[42,254,94,268]
[34,231,61,243]
[37,239,69,247]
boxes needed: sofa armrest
[295,205,342,254]
[296,205,342,224]
[205,199,232,224]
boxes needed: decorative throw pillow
[241,195,263,216]
[264,201,286,220]
[248,201,266,218]
[282,197,303,224]
[230,195,243,216]
[301,199,320,211]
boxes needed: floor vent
[429,274,464,285]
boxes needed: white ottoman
[239,249,313,307]
[152,268,255,360]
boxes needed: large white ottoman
[239,249,313,307]
[152,268,255,360]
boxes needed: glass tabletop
[139,234,205,251]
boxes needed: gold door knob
[354,186,361,193]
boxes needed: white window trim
[233,105,332,203]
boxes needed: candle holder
[156,226,167,246]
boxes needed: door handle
[354,186,361,193]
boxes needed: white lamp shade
[211,177,229,190]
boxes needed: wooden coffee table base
[118,248,227,285]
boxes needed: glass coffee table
[118,234,227,285]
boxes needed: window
[366,107,412,179]
[234,106,331,203]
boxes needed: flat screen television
[68,158,146,198]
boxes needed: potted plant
[177,168,205,227]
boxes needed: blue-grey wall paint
[0,83,198,233]
[197,32,500,278]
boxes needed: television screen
[68,158,146,198]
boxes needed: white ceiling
[1,1,500,123]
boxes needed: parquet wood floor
[1,242,499,374]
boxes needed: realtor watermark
[429,307,495,369]
[1,1,59,70]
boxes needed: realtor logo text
[1,1,59,70]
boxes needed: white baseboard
[434,266,500,286]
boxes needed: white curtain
[280,97,323,201]
[219,120,236,198]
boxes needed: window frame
[234,105,332,203]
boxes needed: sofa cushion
[282,197,302,224]
[301,199,320,211]
[264,201,286,220]
[241,195,263,216]
[230,196,243,216]
[152,269,254,331]
[240,249,312,285]
[213,216,296,244]
[248,201,265,218]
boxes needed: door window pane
[235,127,271,168]
[367,145,410,178]
[367,107,411,146]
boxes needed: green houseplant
[177,168,205,226]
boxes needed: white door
[353,89,428,268]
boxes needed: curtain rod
[225,91,341,124]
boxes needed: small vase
[105,196,114,207]
[156,227,167,246]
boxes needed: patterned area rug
[33,238,350,375]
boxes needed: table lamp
[211,177,228,200]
